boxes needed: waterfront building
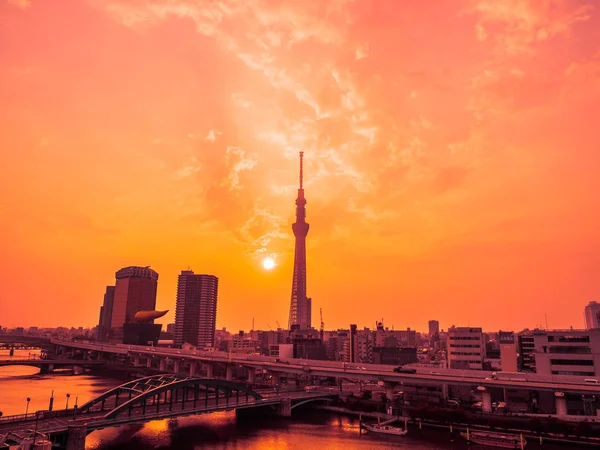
[108,266,159,342]
[524,328,600,378]
[174,270,218,349]
[447,326,485,370]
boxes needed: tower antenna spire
[299,151,304,189]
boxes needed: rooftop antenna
[252,317,254,331]
[545,313,549,330]
[299,151,304,189]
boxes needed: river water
[0,349,571,449]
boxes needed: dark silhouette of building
[372,347,417,366]
[97,286,115,342]
[428,320,439,337]
[349,324,357,363]
[174,271,219,348]
[123,323,162,346]
[288,152,311,330]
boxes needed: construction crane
[320,308,324,343]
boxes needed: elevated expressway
[52,339,600,416]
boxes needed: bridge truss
[78,375,264,421]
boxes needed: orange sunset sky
[1,0,599,332]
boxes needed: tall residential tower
[288,151,311,330]
[174,270,219,348]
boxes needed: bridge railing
[0,408,77,424]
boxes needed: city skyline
[1,1,600,331]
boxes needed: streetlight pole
[33,411,40,445]
[65,393,70,412]
[25,397,31,416]
[73,396,78,419]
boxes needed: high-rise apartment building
[447,326,485,370]
[174,270,218,349]
[108,266,159,342]
[428,320,440,338]
[584,301,600,330]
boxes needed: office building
[499,331,518,372]
[585,301,600,330]
[108,266,159,342]
[174,270,218,349]
[447,326,485,370]
[517,330,537,372]
[428,320,440,338]
[525,329,600,378]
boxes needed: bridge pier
[173,360,181,374]
[189,362,198,377]
[206,364,214,378]
[133,355,141,367]
[478,386,492,413]
[159,358,167,372]
[277,398,292,417]
[555,392,567,417]
[66,419,88,450]
[146,357,152,368]
[248,369,255,384]
[226,365,233,381]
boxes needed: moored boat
[362,422,408,436]
[461,429,526,449]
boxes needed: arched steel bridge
[0,374,337,442]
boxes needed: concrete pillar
[133,355,141,367]
[146,357,152,368]
[159,358,167,372]
[555,392,567,417]
[206,364,214,378]
[382,382,396,402]
[478,386,492,413]
[173,360,181,374]
[226,365,233,381]
[66,419,88,450]
[248,369,255,384]
[189,362,197,377]
[277,398,292,417]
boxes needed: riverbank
[316,405,600,448]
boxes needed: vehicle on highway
[488,372,527,381]
[584,378,598,384]
[393,366,417,374]
[447,399,460,407]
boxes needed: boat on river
[362,422,408,436]
[461,429,526,448]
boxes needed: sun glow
[262,257,276,270]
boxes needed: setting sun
[262,257,276,271]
